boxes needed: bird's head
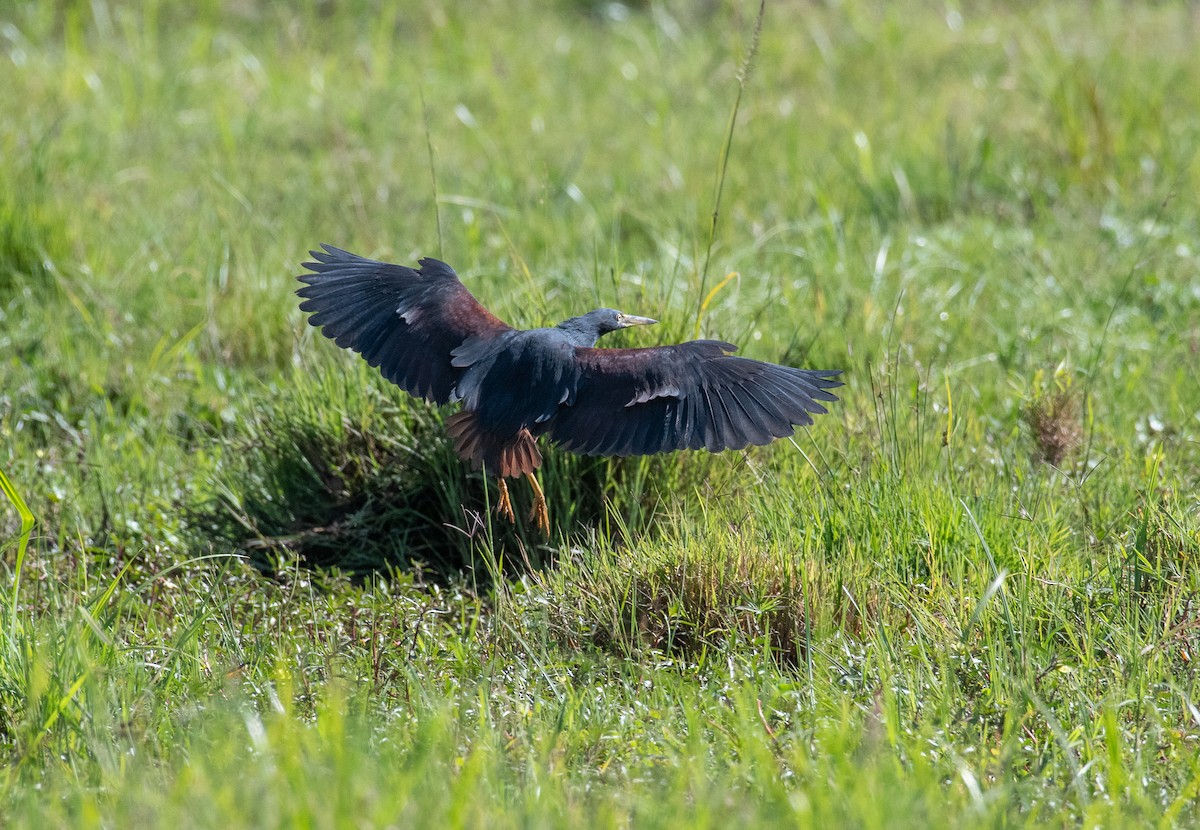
[558,308,658,345]
[603,309,659,333]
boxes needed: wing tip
[298,242,351,277]
[314,242,349,258]
[416,256,458,279]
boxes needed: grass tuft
[1021,367,1083,467]
[192,358,711,579]
[193,362,487,578]
[533,515,822,669]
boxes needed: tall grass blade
[2,465,36,634]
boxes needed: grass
[3,0,1200,826]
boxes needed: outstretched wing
[547,340,842,456]
[297,245,512,404]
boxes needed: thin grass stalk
[418,79,445,259]
[694,0,766,339]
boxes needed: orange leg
[495,478,516,524]
[525,472,549,535]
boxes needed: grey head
[555,308,658,347]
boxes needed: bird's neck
[555,316,604,347]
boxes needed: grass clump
[196,357,715,578]
[1021,367,1083,467]
[196,362,480,577]
[537,520,814,668]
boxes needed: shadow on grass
[189,361,703,584]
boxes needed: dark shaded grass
[0,184,62,299]
[191,357,721,580]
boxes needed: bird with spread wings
[297,245,841,533]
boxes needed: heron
[296,245,841,534]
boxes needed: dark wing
[297,245,512,404]
[547,340,841,456]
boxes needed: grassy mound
[194,359,719,578]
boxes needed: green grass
[3,0,1200,826]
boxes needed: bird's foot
[527,498,550,536]
[524,472,550,536]
[495,478,516,524]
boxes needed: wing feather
[706,385,734,451]
[547,340,841,457]
[736,380,795,438]
[724,383,773,446]
[297,245,511,404]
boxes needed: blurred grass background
[2,0,1199,826]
